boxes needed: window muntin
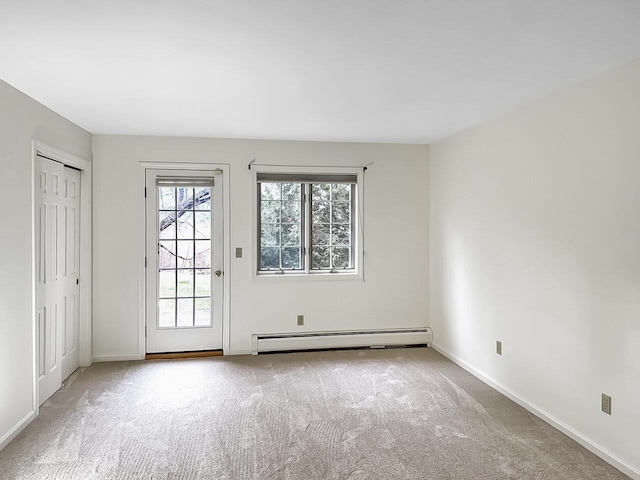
[157,185,212,327]
[257,177,357,274]
[310,183,354,269]
[258,182,304,270]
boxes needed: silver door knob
[214,270,223,277]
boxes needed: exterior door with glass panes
[145,170,223,353]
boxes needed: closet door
[35,157,64,405]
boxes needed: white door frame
[31,140,92,416]
[139,162,231,356]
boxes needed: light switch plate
[602,393,611,415]
[235,247,242,258]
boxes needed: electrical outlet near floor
[297,315,304,326]
[496,340,502,355]
[602,393,612,415]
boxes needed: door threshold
[145,350,223,360]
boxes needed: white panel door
[62,167,80,379]
[35,157,64,405]
[146,170,223,353]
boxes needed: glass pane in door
[157,186,212,327]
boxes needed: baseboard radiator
[251,327,433,355]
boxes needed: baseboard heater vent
[251,327,433,355]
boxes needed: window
[156,179,213,327]
[257,172,358,274]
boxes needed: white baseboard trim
[225,349,252,356]
[432,344,639,480]
[0,410,36,452]
[92,354,144,362]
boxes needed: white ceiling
[2,1,640,144]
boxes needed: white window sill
[254,270,363,282]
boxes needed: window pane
[331,224,350,246]
[159,211,176,239]
[159,241,176,269]
[281,201,300,224]
[194,188,211,210]
[261,183,281,200]
[176,187,193,209]
[281,183,301,200]
[177,298,194,327]
[177,241,194,268]
[158,299,175,327]
[261,224,280,246]
[261,247,280,269]
[282,247,301,269]
[159,270,175,298]
[194,212,210,239]
[312,246,330,269]
[312,184,330,201]
[195,240,211,268]
[260,225,280,247]
[331,184,351,201]
[195,298,211,326]
[177,211,194,239]
[177,269,194,297]
[195,269,211,297]
[312,200,330,223]
[159,187,175,210]
[282,224,300,246]
[261,201,280,223]
[331,202,351,224]
[332,247,351,268]
[312,223,330,246]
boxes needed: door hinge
[145,326,147,337]
[144,187,147,198]
[145,257,148,268]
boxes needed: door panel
[146,170,223,353]
[62,167,80,379]
[35,157,64,405]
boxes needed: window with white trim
[257,173,358,274]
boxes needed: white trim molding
[251,164,365,282]
[92,354,143,363]
[0,410,36,451]
[31,140,93,423]
[138,162,232,356]
[432,344,640,480]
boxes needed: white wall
[0,80,92,448]
[92,136,429,357]
[430,59,640,476]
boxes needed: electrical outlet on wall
[602,393,612,415]
[496,340,502,355]
[297,315,304,326]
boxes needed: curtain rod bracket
[248,159,256,170]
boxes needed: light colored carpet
[0,348,627,479]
